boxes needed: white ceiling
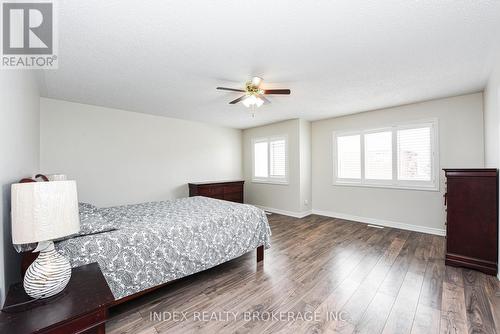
[40,1,500,129]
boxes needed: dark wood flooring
[107,214,500,334]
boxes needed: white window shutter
[333,120,437,190]
[252,136,288,183]
[254,141,268,178]
[397,127,432,182]
[364,131,392,180]
[337,134,361,179]
[270,139,286,177]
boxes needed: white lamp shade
[11,181,80,244]
[242,95,264,108]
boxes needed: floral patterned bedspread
[55,196,271,300]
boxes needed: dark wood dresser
[444,168,498,275]
[188,180,244,203]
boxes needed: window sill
[332,181,439,192]
[252,179,289,185]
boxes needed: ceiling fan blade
[229,95,247,104]
[263,89,291,95]
[217,87,246,92]
[260,96,271,104]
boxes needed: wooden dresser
[444,169,498,275]
[188,180,244,203]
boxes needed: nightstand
[0,262,114,334]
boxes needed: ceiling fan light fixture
[216,77,290,109]
[251,76,263,87]
[242,95,264,108]
[255,97,264,107]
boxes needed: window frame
[332,119,439,191]
[252,135,289,185]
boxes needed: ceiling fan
[217,77,291,108]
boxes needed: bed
[53,196,271,302]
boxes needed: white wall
[40,98,242,207]
[484,66,500,167]
[312,93,484,234]
[299,119,312,213]
[0,72,40,305]
[483,65,500,278]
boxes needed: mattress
[55,196,271,299]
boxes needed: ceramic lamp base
[23,241,72,299]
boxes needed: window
[397,127,432,182]
[252,136,288,183]
[337,135,361,179]
[365,131,392,180]
[270,139,286,177]
[333,120,438,190]
[254,141,268,178]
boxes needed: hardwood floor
[107,214,500,334]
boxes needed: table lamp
[11,180,80,299]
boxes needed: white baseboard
[254,205,312,219]
[497,272,500,281]
[252,205,446,236]
[311,209,446,236]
